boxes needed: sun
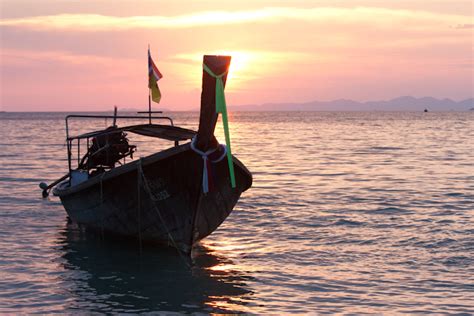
[224,51,251,76]
[172,50,255,89]
[209,51,253,86]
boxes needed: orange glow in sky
[0,0,472,111]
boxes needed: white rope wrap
[190,136,227,193]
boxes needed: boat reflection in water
[57,221,253,313]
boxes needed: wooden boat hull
[53,143,252,253]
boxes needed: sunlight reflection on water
[0,111,473,313]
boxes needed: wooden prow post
[195,55,231,152]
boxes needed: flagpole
[148,89,151,124]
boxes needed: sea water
[0,111,473,314]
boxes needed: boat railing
[66,114,174,136]
[65,114,176,176]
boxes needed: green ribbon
[203,63,236,189]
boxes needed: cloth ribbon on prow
[202,62,236,190]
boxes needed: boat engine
[80,126,136,171]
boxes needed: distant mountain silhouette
[231,96,474,111]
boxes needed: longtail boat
[41,55,252,253]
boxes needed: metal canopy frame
[64,114,185,175]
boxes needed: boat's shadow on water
[56,221,253,313]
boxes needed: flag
[148,49,163,103]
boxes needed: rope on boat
[99,172,106,239]
[136,162,143,254]
[190,136,227,194]
[136,159,191,267]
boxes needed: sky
[0,0,473,111]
